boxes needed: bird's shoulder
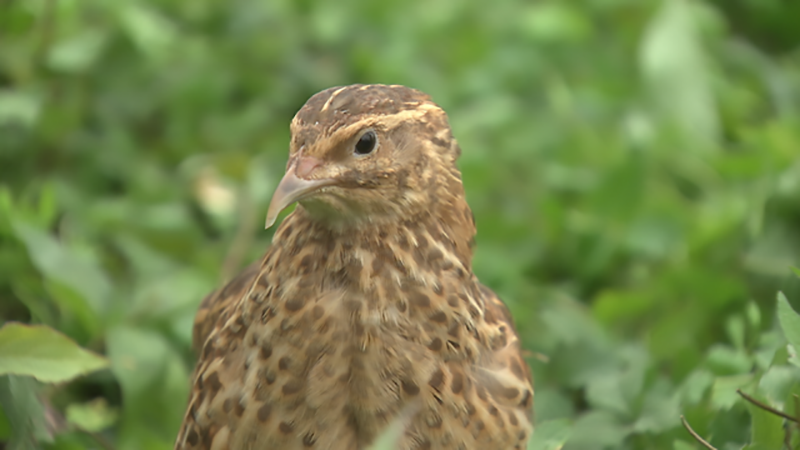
[191,262,262,353]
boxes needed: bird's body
[176,85,533,450]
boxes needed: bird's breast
[229,270,438,445]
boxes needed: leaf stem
[737,389,799,423]
[680,415,717,450]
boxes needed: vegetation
[1,0,800,448]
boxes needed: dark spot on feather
[281,224,294,239]
[451,371,463,394]
[187,430,199,446]
[305,341,324,359]
[429,310,447,323]
[299,254,313,273]
[285,297,305,312]
[282,380,302,395]
[206,372,222,397]
[502,386,520,399]
[202,341,213,359]
[402,379,420,395]
[428,368,444,391]
[446,295,459,307]
[430,136,448,148]
[261,306,275,324]
[465,401,476,415]
[398,234,410,250]
[428,337,442,351]
[303,432,317,447]
[520,389,532,408]
[257,272,270,288]
[279,422,294,434]
[447,321,459,338]
[410,292,430,308]
[257,403,272,422]
[279,357,291,370]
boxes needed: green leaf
[711,374,752,410]
[118,3,177,60]
[743,390,784,450]
[640,0,717,144]
[11,220,111,321]
[106,325,188,447]
[673,440,695,450]
[0,375,51,450]
[0,323,108,383]
[706,345,752,375]
[758,365,799,403]
[527,419,572,450]
[566,410,628,448]
[66,398,118,432]
[0,90,40,127]
[679,369,714,405]
[46,30,107,74]
[776,292,800,349]
[521,4,591,43]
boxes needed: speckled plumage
[175,84,533,450]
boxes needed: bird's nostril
[295,156,323,179]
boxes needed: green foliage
[0,322,107,382]
[1,0,800,448]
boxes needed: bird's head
[265,84,467,230]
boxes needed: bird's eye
[354,131,377,156]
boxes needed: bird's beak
[265,156,333,229]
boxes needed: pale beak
[265,156,333,229]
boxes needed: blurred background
[2,0,800,449]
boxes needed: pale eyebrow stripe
[324,103,441,142]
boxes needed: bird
[175,84,533,450]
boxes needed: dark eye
[354,131,377,155]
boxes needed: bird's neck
[267,194,477,286]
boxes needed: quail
[176,84,533,450]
